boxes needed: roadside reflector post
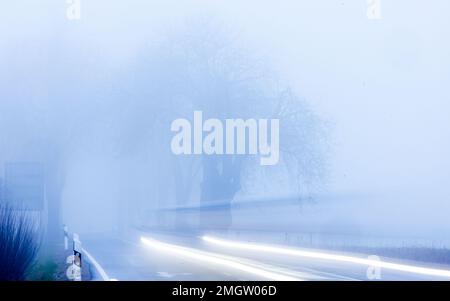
[72,233,82,281]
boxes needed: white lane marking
[140,236,301,281]
[202,236,450,278]
[81,247,112,281]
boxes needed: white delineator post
[72,233,82,281]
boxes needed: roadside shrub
[0,203,40,280]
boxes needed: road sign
[4,162,44,210]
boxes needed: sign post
[63,225,69,251]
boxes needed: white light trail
[202,236,450,278]
[140,237,301,281]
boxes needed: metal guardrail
[63,225,111,281]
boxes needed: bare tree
[126,20,327,230]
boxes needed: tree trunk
[199,155,241,231]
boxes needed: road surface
[80,230,450,281]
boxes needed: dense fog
[1,1,450,245]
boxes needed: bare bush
[0,203,40,280]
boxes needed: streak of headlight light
[140,237,301,281]
[202,236,450,278]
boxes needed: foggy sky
[1,1,450,238]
